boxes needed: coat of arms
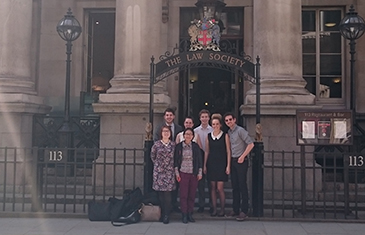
[188,18,221,51]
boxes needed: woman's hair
[183,127,195,138]
[211,113,222,124]
[160,125,172,140]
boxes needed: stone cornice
[240,104,323,116]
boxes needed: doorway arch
[149,43,261,128]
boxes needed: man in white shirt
[194,109,213,213]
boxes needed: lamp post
[339,5,365,114]
[339,5,365,217]
[56,8,82,134]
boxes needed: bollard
[252,142,264,217]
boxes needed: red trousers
[179,172,199,213]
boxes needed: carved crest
[189,18,221,51]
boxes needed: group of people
[150,108,254,224]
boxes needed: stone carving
[255,123,263,142]
[145,122,153,140]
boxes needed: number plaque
[44,149,67,163]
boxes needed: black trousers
[158,191,171,217]
[230,158,249,214]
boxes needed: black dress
[206,132,228,182]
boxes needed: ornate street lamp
[56,8,82,134]
[339,5,365,112]
[339,5,365,216]
[195,0,226,21]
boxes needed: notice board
[296,110,352,145]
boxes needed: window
[302,8,343,101]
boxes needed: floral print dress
[150,140,176,191]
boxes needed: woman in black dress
[203,115,231,216]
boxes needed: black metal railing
[33,115,100,149]
[0,147,144,214]
[260,149,365,220]
[0,146,364,221]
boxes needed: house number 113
[349,156,364,167]
[49,151,63,162]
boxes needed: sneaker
[197,207,204,213]
[236,212,247,221]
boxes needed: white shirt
[194,124,213,152]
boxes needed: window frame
[302,7,345,105]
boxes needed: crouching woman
[174,128,203,224]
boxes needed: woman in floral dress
[150,125,176,224]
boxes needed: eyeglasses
[225,118,233,122]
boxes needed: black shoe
[162,215,169,224]
[187,213,195,222]
[182,213,188,224]
[209,207,214,214]
[197,207,204,213]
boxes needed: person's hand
[176,175,181,182]
[197,175,202,181]
[203,166,207,175]
[238,156,245,164]
[225,166,230,175]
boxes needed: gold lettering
[209,53,214,60]
[195,53,204,60]
[187,53,204,61]
[239,60,245,67]
[186,54,193,61]
[229,57,236,65]
[165,56,182,67]
[220,55,228,62]
[214,54,221,60]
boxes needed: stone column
[93,0,170,190]
[241,0,321,201]
[0,0,35,94]
[0,0,50,148]
[245,0,315,107]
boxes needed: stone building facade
[1,0,364,152]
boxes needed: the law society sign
[155,51,255,81]
[296,110,353,145]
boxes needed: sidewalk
[1,216,365,235]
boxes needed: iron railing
[261,149,365,220]
[0,147,144,214]
[0,146,364,221]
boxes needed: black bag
[108,197,126,222]
[109,187,144,226]
[88,201,111,221]
[111,208,142,226]
[121,187,143,216]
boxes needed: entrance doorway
[86,10,115,94]
[179,67,243,124]
[81,10,115,115]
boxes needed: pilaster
[0,0,51,148]
[243,0,315,108]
